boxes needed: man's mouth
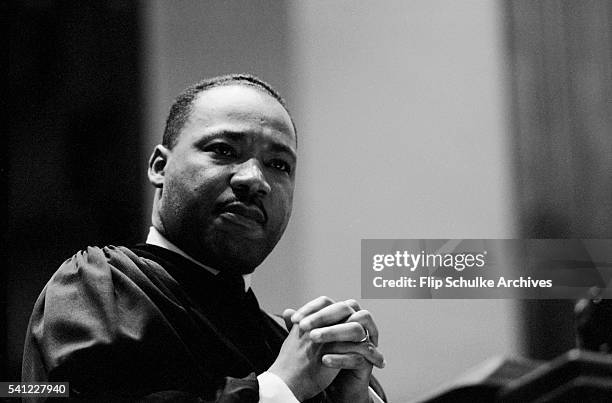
[220,202,266,224]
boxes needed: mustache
[216,198,267,223]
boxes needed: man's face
[156,85,297,274]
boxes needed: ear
[148,145,170,188]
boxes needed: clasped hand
[268,297,385,402]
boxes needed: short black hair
[162,73,296,149]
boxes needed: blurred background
[5,1,612,401]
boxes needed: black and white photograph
[5,1,612,401]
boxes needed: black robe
[22,244,385,402]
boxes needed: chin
[231,247,269,271]
[205,237,271,273]
[201,223,283,270]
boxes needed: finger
[282,308,296,331]
[321,353,371,370]
[291,296,336,324]
[299,301,355,331]
[346,309,379,347]
[309,322,365,343]
[323,342,385,368]
[344,299,361,312]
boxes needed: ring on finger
[358,327,370,343]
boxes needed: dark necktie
[217,271,275,370]
[217,271,246,299]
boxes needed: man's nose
[230,159,271,198]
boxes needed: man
[22,74,386,402]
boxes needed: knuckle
[345,299,360,310]
[300,317,313,327]
[351,322,365,334]
[319,296,334,305]
[341,301,356,314]
[358,309,372,320]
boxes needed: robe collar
[146,226,252,292]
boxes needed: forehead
[183,84,296,147]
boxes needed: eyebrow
[202,130,297,160]
[268,143,297,161]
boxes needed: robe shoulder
[22,245,260,401]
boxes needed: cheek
[178,161,228,189]
[165,165,229,207]
[269,184,294,222]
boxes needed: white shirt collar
[146,226,252,292]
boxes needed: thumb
[282,308,297,331]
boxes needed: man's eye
[207,143,237,158]
[268,159,291,174]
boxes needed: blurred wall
[142,1,518,401]
[287,1,518,400]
